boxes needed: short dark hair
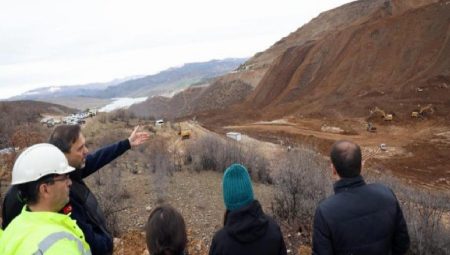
[16,174,58,205]
[48,125,81,153]
[330,140,362,178]
[146,205,187,255]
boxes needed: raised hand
[128,125,150,147]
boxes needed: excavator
[370,107,393,121]
[177,123,191,140]
[411,104,434,118]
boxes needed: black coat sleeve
[312,207,334,255]
[392,201,410,255]
[79,139,131,178]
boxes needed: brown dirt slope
[130,79,253,120]
[130,87,205,119]
[247,0,450,120]
[242,0,439,84]
[130,0,447,123]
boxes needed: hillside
[105,59,246,98]
[130,79,253,120]
[136,0,448,123]
[0,100,76,148]
[9,59,246,109]
[246,0,449,120]
[128,0,450,189]
[10,77,138,101]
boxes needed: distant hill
[0,100,76,148]
[10,58,247,102]
[34,97,113,111]
[10,77,139,100]
[92,58,247,98]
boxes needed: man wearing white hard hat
[0,143,91,255]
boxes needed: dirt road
[219,118,450,189]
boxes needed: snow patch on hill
[99,97,148,112]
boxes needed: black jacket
[209,200,287,255]
[1,139,131,255]
[312,175,410,255]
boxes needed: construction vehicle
[411,104,434,118]
[177,123,191,140]
[370,107,393,121]
[179,129,191,140]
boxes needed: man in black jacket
[312,140,410,255]
[2,124,149,255]
[209,164,287,255]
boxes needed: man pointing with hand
[2,124,150,255]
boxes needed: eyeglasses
[39,174,70,189]
[51,174,70,183]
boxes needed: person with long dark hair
[146,204,188,255]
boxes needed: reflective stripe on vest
[32,231,91,255]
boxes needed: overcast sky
[0,0,353,99]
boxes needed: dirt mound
[244,0,449,121]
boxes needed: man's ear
[331,163,340,180]
[38,183,51,198]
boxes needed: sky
[0,0,354,99]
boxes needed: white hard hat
[12,143,75,185]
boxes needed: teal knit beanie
[222,164,254,211]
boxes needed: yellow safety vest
[0,206,91,255]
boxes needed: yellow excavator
[177,123,191,140]
[411,104,434,118]
[370,107,393,121]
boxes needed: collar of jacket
[333,175,366,194]
[20,205,84,239]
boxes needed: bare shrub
[0,102,45,148]
[186,134,272,182]
[145,137,173,203]
[146,125,156,134]
[91,166,130,236]
[11,124,48,149]
[107,109,135,124]
[404,191,450,255]
[242,147,272,184]
[367,173,450,255]
[271,147,331,228]
[97,113,108,124]
[187,134,220,171]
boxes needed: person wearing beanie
[209,164,287,255]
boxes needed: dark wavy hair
[146,204,187,255]
[48,124,81,153]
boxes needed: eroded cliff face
[245,0,449,119]
[228,0,440,89]
[245,0,386,73]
